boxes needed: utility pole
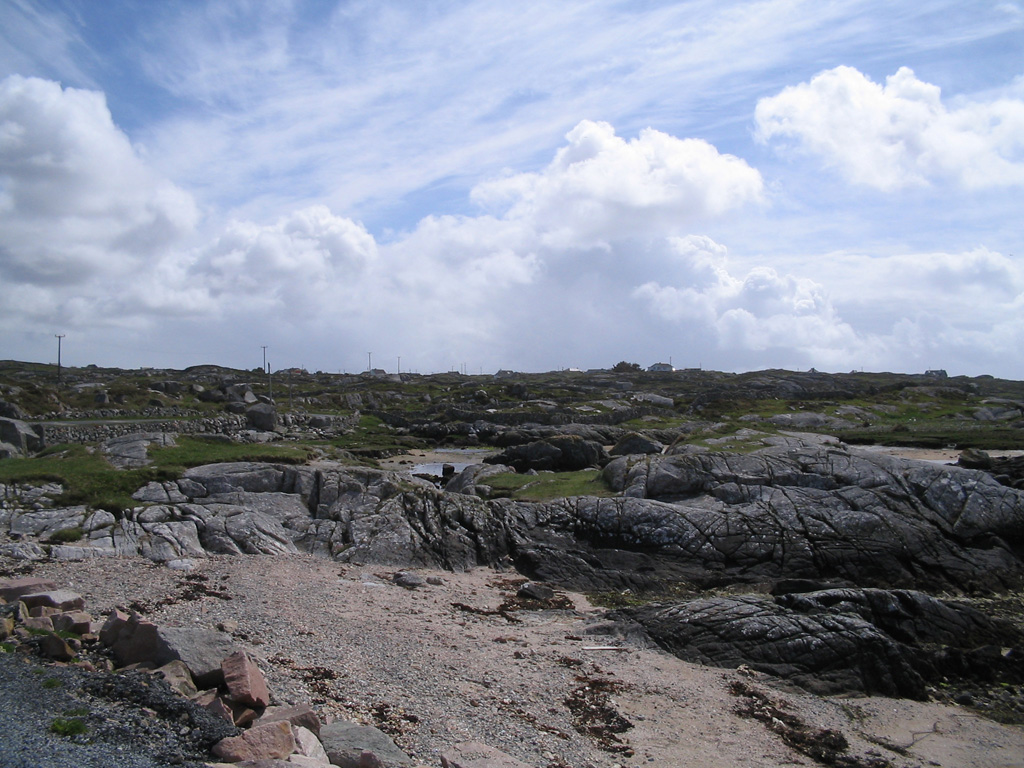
[367,352,372,373]
[397,356,401,375]
[261,345,267,373]
[55,334,65,384]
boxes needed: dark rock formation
[7,446,1024,597]
[484,434,609,472]
[613,588,1024,698]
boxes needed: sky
[0,0,1022,378]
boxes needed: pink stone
[222,650,271,708]
[212,720,295,762]
[99,608,130,646]
[255,703,321,737]
[0,577,58,603]
[22,616,54,632]
[20,590,85,611]
[52,611,93,635]
[39,633,77,661]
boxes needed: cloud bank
[1,59,1022,377]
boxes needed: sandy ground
[21,555,1024,768]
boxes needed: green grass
[484,468,617,501]
[42,677,61,689]
[46,526,84,544]
[0,642,14,653]
[49,717,87,737]
[149,435,312,469]
[0,437,315,513]
[329,414,428,457]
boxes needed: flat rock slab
[320,721,411,768]
[0,577,58,602]
[20,589,85,611]
[441,741,533,768]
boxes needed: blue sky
[1,0,1022,377]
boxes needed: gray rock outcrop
[0,417,43,456]
[5,446,1024,598]
[484,434,609,472]
[614,587,1024,698]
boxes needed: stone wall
[38,416,249,445]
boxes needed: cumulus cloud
[472,120,764,248]
[633,236,860,361]
[755,65,1024,189]
[0,75,198,286]
[193,205,377,309]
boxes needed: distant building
[647,362,675,372]
[924,369,948,378]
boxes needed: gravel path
[11,554,1024,768]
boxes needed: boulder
[52,610,93,635]
[484,435,608,472]
[444,463,514,497]
[247,403,278,431]
[0,417,43,455]
[319,721,411,768]
[255,703,321,737]
[610,432,664,456]
[109,616,237,688]
[38,633,77,662]
[223,650,271,708]
[154,659,199,697]
[292,725,330,763]
[212,720,295,762]
[0,399,27,420]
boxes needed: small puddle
[381,448,495,476]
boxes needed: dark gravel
[0,649,236,768]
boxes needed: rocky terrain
[1,361,1023,766]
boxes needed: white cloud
[0,75,198,286]
[633,236,860,360]
[196,206,376,292]
[472,120,764,249]
[755,65,1024,190]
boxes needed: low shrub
[46,526,84,544]
[49,717,87,737]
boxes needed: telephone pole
[55,334,65,384]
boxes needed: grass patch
[46,526,83,544]
[49,717,87,737]
[148,435,312,470]
[0,642,14,653]
[42,677,61,689]
[485,468,616,501]
[0,437,314,513]
[329,414,428,457]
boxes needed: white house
[648,362,674,372]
